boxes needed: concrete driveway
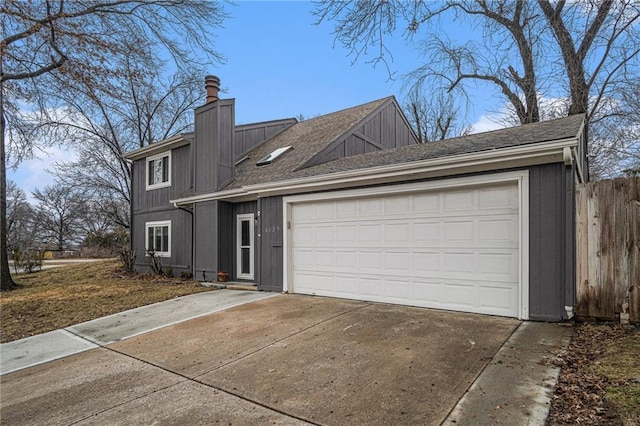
[1,294,521,425]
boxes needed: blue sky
[9,1,500,196]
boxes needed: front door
[236,214,254,280]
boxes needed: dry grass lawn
[1,259,213,343]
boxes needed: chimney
[205,75,220,104]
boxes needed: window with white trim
[145,220,171,257]
[146,151,171,190]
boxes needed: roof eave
[124,135,190,161]
[170,136,579,205]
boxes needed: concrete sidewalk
[443,321,572,425]
[0,290,275,375]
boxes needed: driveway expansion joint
[192,301,373,379]
[95,343,319,425]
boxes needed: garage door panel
[444,190,475,211]
[359,199,383,216]
[289,181,521,318]
[443,221,475,242]
[412,252,441,272]
[478,186,518,209]
[386,252,411,272]
[478,218,518,243]
[359,251,385,270]
[336,225,358,242]
[412,222,441,242]
[413,193,441,213]
[315,226,335,242]
[443,252,476,274]
[359,224,382,242]
[478,252,518,281]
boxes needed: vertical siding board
[565,168,576,313]
[363,113,381,142]
[259,196,283,291]
[218,202,233,275]
[529,164,566,321]
[217,103,235,187]
[194,200,218,281]
[382,104,395,148]
[529,167,542,318]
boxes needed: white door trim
[283,171,530,320]
[236,213,255,280]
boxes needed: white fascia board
[125,135,189,161]
[170,137,577,205]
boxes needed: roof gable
[224,97,393,190]
[299,97,418,169]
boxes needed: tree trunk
[1,73,17,290]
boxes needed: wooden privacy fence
[576,177,640,323]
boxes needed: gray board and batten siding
[132,144,192,211]
[235,119,297,161]
[255,163,576,321]
[193,200,218,282]
[301,100,417,168]
[194,99,235,194]
[131,143,193,274]
[131,209,192,275]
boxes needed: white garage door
[288,180,522,318]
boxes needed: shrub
[146,250,163,276]
[13,248,43,273]
[119,249,136,273]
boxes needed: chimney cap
[205,75,220,104]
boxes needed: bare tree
[49,65,203,229]
[1,0,226,290]
[315,0,640,174]
[6,180,32,254]
[405,86,468,143]
[32,185,87,251]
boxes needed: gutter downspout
[174,203,195,278]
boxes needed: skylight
[256,146,292,166]
[235,155,249,166]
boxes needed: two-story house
[125,75,587,322]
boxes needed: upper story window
[146,151,171,190]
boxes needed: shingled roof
[223,97,391,190]
[293,113,586,179]
[226,112,585,187]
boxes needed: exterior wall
[258,196,284,291]
[304,100,419,168]
[194,99,235,194]
[132,144,192,211]
[131,144,193,275]
[131,209,192,276]
[528,163,574,321]
[235,120,296,160]
[194,200,219,281]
